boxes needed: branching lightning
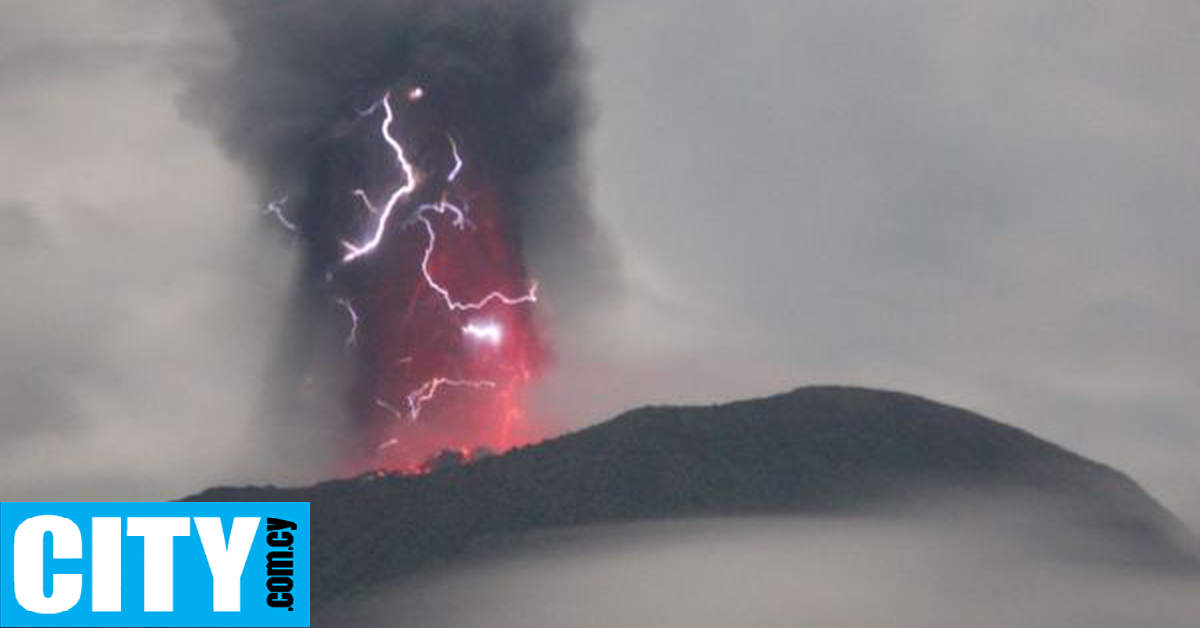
[411,206,539,312]
[343,91,536,312]
[332,87,542,457]
[263,196,297,231]
[201,1,583,476]
[406,377,497,421]
[341,92,418,263]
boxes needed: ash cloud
[185,0,612,310]
[184,0,616,460]
[0,1,304,500]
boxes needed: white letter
[126,517,190,612]
[91,517,122,612]
[195,517,260,612]
[13,515,82,614]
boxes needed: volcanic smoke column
[187,0,609,473]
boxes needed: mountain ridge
[186,386,1199,602]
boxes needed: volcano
[186,386,1199,604]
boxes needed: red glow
[336,89,547,474]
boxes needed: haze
[0,0,1196,537]
[321,507,1200,627]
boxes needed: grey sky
[0,1,312,499]
[540,0,1200,526]
[0,1,1196,528]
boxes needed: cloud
[0,200,47,252]
[180,0,618,461]
[0,1,319,500]
[0,0,1194,530]
[319,510,1200,627]
[541,0,1200,527]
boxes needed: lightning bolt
[413,197,469,229]
[263,196,297,231]
[341,92,418,263]
[342,90,536,311]
[336,87,541,458]
[375,398,407,421]
[447,135,464,183]
[406,377,497,421]
[351,189,379,214]
[412,206,539,311]
[336,298,359,348]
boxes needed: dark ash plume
[186,0,606,283]
[182,0,614,468]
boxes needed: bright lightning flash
[341,92,418,263]
[462,320,503,345]
[334,88,541,452]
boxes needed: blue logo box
[0,502,309,627]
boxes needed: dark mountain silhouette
[186,386,1198,603]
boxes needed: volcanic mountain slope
[187,386,1198,601]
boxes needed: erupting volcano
[331,88,546,471]
[188,0,611,477]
